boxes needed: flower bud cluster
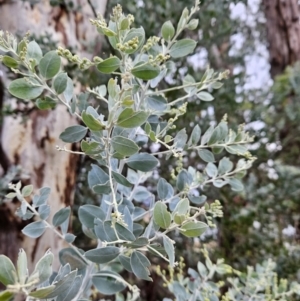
[90,16,107,30]
[142,36,160,52]
[57,47,92,70]
[116,36,139,52]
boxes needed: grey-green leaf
[59,125,87,143]
[53,72,68,94]
[161,20,175,41]
[131,63,160,80]
[169,39,197,58]
[97,56,120,74]
[157,178,174,200]
[36,97,56,110]
[115,223,135,242]
[127,153,159,172]
[130,251,152,281]
[163,235,175,267]
[112,171,133,187]
[198,149,215,163]
[179,221,208,238]
[8,78,43,100]
[0,255,17,285]
[117,108,148,128]
[39,50,61,79]
[26,40,43,66]
[22,221,46,238]
[85,247,120,264]
[197,91,214,101]
[92,271,126,295]
[52,207,70,227]
[111,136,139,156]
[78,205,105,228]
[153,201,171,229]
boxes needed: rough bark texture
[263,0,300,77]
[0,0,107,270]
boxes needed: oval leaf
[8,78,43,100]
[53,72,68,94]
[59,125,87,143]
[97,56,120,74]
[179,221,208,238]
[153,201,171,229]
[85,247,120,264]
[111,136,139,157]
[39,50,61,79]
[126,153,158,172]
[117,108,148,128]
[131,63,160,80]
[22,221,46,238]
[169,39,197,58]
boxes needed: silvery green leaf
[176,169,192,191]
[179,221,208,238]
[26,40,43,66]
[201,125,214,145]
[198,149,215,163]
[59,248,87,270]
[38,204,50,220]
[85,247,120,264]
[28,250,53,285]
[93,182,111,194]
[229,178,244,191]
[9,78,43,100]
[197,261,208,278]
[157,178,174,200]
[123,27,145,54]
[183,74,197,95]
[127,153,159,172]
[92,271,126,295]
[205,163,218,178]
[111,136,139,156]
[63,77,74,103]
[126,237,149,249]
[119,255,133,272]
[130,251,152,281]
[22,221,46,238]
[36,96,57,110]
[88,164,109,188]
[208,126,222,145]
[163,235,175,267]
[123,206,133,232]
[78,205,105,228]
[197,91,214,101]
[188,125,201,146]
[174,129,188,149]
[117,108,148,128]
[133,223,144,237]
[59,125,87,143]
[132,186,151,202]
[56,275,81,301]
[170,39,197,58]
[64,233,76,243]
[52,207,70,227]
[218,157,233,175]
[82,111,105,131]
[146,95,168,111]
[133,207,146,221]
[32,187,51,206]
[161,20,175,41]
[225,144,248,155]
[213,179,229,188]
[115,223,136,242]
[97,56,120,74]
[103,221,118,242]
[29,286,56,299]
[17,249,28,285]
[173,198,189,216]
[188,194,207,205]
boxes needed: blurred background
[1,0,300,300]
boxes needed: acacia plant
[0,2,299,301]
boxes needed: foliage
[0,1,299,301]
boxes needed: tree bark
[0,0,107,270]
[263,0,300,77]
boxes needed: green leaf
[111,136,139,156]
[153,201,171,229]
[115,223,136,242]
[117,108,148,128]
[161,21,175,41]
[26,41,43,66]
[0,255,17,285]
[92,271,126,295]
[82,111,105,131]
[59,125,87,143]
[126,237,149,249]
[52,207,70,227]
[173,198,189,216]
[197,91,214,101]
[127,153,159,172]
[59,248,88,270]
[38,205,50,220]
[112,171,132,187]
[64,233,76,243]
[188,125,201,146]
[179,221,208,237]
[131,63,160,80]
[187,18,199,30]
[93,182,111,194]
[39,50,61,79]
[2,56,18,68]
[78,205,105,228]
[130,251,152,281]
[22,184,33,197]
[53,72,68,94]
[88,164,109,187]
[36,96,56,110]
[0,290,14,301]
[157,178,174,200]
[22,221,46,238]
[56,275,81,301]
[97,56,120,74]
[85,247,120,264]
[198,149,215,163]
[169,39,197,58]
[8,78,43,100]
[163,235,175,267]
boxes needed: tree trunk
[263,0,300,77]
[0,0,107,270]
